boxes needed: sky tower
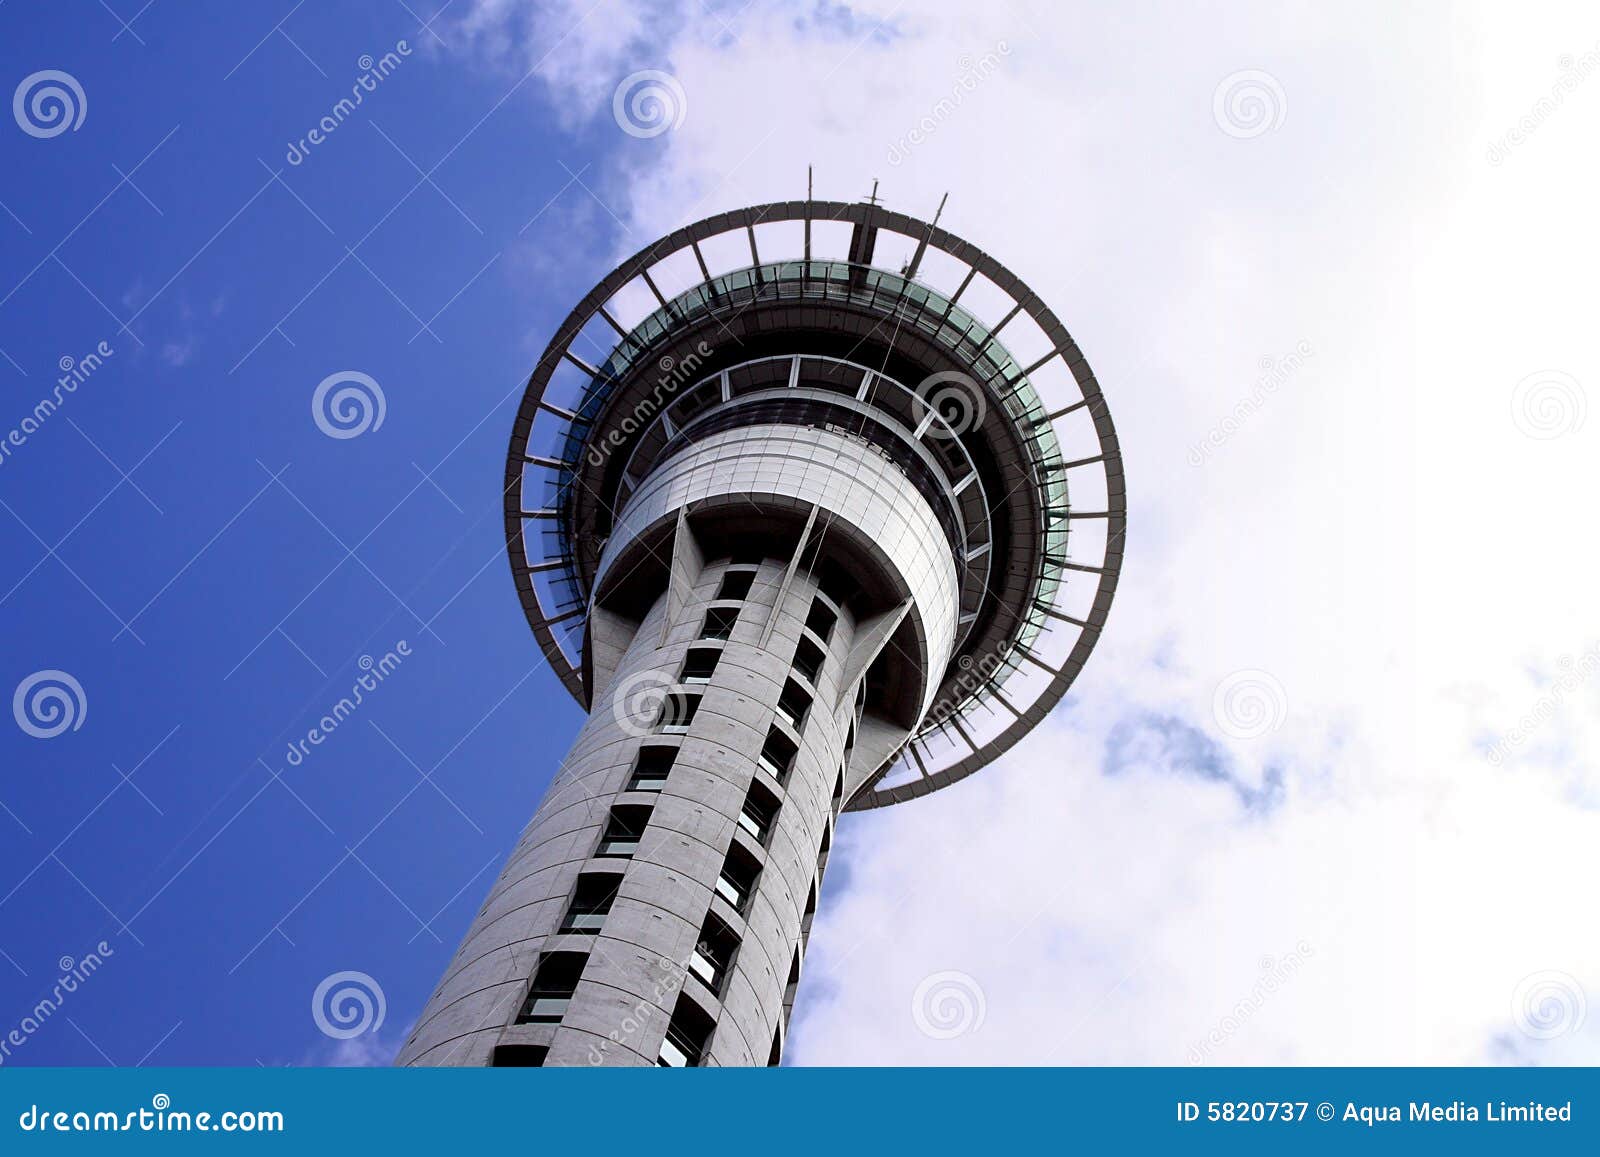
[396,192,1125,1067]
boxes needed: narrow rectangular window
[738,780,780,846]
[792,636,825,684]
[559,873,619,934]
[715,843,762,914]
[776,678,811,731]
[716,570,755,601]
[628,745,675,792]
[516,952,586,1024]
[597,804,651,858]
[680,647,720,684]
[491,1044,548,1066]
[758,727,798,783]
[657,994,715,1067]
[804,598,836,644]
[657,690,701,733]
[701,606,739,640]
[688,913,741,995]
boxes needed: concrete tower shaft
[399,196,1124,1067]
[398,427,955,1066]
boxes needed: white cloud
[160,339,196,367]
[453,0,1600,1063]
[304,1031,401,1068]
[444,0,663,129]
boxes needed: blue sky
[0,2,631,1066]
[4,0,1600,1069]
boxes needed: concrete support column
[398,432,959,1067]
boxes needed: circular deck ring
[505,199,1125,810]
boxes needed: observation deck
[506,199,1124,809]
